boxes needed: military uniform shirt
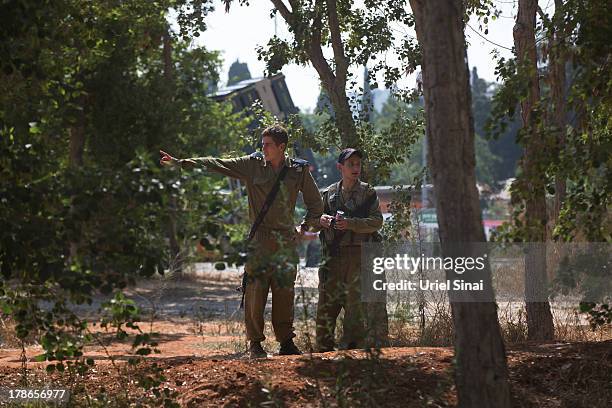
[183,154,323,234]
[319,180,383,246]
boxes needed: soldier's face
[338,156,361,182]
[262,136,285,162]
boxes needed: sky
[195,1,539,112]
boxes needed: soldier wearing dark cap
[160,125,323,358]
[316,148,384,351]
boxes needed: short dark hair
[262,124,288,146]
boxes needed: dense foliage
[489,0,611,325]
[0,0,249,378]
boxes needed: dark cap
[337,148,363,163]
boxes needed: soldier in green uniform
[160,125,323,358]
[316,148,384,352]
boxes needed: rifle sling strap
[239,164,290,309]
[247,165,290,242]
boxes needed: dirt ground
[0,270,610,407]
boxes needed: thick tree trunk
[409,1,511,406]
[514,0,555,341]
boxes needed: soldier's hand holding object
[334,218,348,230]
[334,210,348,230]
[320,214,335,228]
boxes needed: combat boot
[279,338,302,355]
[249,341,267,359]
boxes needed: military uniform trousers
[316,245,366,350]
[244,231,298,343]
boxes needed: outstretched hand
[159,150,178,167]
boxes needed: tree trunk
[69,119,85,168]
[514,0,555,341]
[325,80,357,147]
[409,1,511,406]
[550,0,567,231]
[68,124,85,259]
[544,0,568,281]
[68,95,87,259]
[162,27,182,274]
[310,65,357,147]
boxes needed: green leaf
[136,347,151,356]
[34,354,47,362]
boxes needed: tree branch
[268,0,334,87]
[325,0,348,84]
[536,5,549,25]
[306,0,336,87]
[408,0,425,44]
[270,0,293,25]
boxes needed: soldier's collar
[339,179,361,193]
[327,181,341,194]
[327,181,341,201]
[259,155,290,168]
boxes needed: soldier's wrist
[178,158,195,169]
